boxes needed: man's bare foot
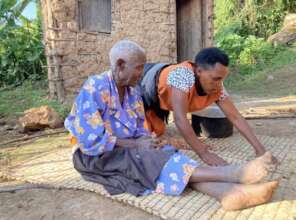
[221,181,278,211]
[235,151,274,184]
[189,152,274,184]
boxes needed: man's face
[195,63,229,94]
[116,56,146,87]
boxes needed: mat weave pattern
[1,135,296,220]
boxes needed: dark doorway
[176,0,206,62]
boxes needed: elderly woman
[65,40,278,211]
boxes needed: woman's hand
[116,136,164,149]
[135,136,163,149]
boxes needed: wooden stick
[0,183,58,193]
[47,78,63,82]
[42,64,77,67]
[0,129,67,147]
[46,38,76,41]
[45,0,57,100]
[78,53,97,55]
[47,27,63,31]
[245,115,296,120]
[46,38,97,43]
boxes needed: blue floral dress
[65,71,199,196]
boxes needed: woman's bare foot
[221,181,278,211]
[236,151,274,184]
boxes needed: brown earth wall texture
[40,0,177,95]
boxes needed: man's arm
[171,87,228,166]
[217,97,278,162]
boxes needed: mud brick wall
[40,0,177,100]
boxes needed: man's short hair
[194,47,229,69]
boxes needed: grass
[0,80,71,119]
[226,46,296,97]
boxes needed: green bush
[213,0,296,83]
[215,32,244,63]
[215,29,285,76]
[252,8,285,38]
[214,0,295,39]
[238,36,275,65]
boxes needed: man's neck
[194,75,207,96]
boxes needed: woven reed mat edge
[1,134,296,220]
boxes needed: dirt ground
[0,116,164,220]
[0,180,161,220]
[1,107,296,220]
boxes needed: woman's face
[115,55,146,87]
[194,63,229,94]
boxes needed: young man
[140,48,278,166]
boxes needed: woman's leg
[190,181,278,211]
[190,152,274,184]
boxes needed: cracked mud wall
[40,0,177,98]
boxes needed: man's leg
[191,115,203,136]
[191,105,233,138]
[189,152,274,184]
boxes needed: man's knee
[191,115,233,138]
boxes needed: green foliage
[0,0,46,87]
[280,0,296,13]
[252,7,284,38]
[214,0,296,88]
[214,0,295,39]
[215,31,245,62]
[215,31,285,75]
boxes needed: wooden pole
[40,0,55,99]
[201,0,214,48]
[44,0,65,102]
[53,55,65,102]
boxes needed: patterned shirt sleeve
[64,76,117,156]
[167,67,195,92]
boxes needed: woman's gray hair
[109,40,146,70]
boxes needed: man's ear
[116,58,126,71]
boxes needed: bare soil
[0,179,160,220]
[1,99,296,220]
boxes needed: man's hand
[197,144,228,166]
[256,150,280,166]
